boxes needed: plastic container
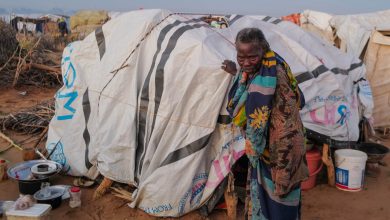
[301,148,323,190]
[6,203,51,220]
[335,149,367,192]
[0,159,8,181]
[69,186,81,208]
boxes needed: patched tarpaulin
[46,9,372,217]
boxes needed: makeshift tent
[330,10,390,58]
[284,10,390,128]
[364,28,390,128]
[300,10,335,46]
[46,9,373,217]
[328,10,390,128]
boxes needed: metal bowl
[7,160,62,195]
[355,142,389,163]
[7,160,62,181]
[34,186,65,209]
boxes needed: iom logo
[57,45,78,121]
[47,141,71,173]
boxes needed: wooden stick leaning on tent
[322,144,335,186]
[93,176,114,200]
[224,172,238,220]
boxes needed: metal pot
[7,160,62,195]
[18,178,49,195]
[34,186,65,209]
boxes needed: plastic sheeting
[46,9,373,217]
[330,10,390,57]
[300,10,335,45]
[364,29,390,127]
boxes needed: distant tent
[330,10,390,58]
[329,10,390,128]
[364,28,390,128]
[284,10,390,128]
[300,10,335,45]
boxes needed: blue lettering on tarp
[57,91,78,120]
[359,81,373,97]
[141,204,173,214]
[63,56,76,88]
[57,46,78,121]
[336,167,348,186]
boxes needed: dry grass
[0,20,18,64]
[0,99,55,135]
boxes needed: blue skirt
[245,158,301,220]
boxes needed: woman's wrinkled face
[236,42,263,75]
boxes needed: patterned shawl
[227,50,308,195]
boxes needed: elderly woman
[222,28,308,220]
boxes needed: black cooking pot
[356,142,389,163]
[7,160,62,195]
[34,186,65,209]
[18,178,49,195]
[36,195,62,209]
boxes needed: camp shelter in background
[330,10,390,128]
[70,10,109,39]
[283,10,390,129]
[9,14,69,35]
[364,27,390,128]
[299,10,336,45]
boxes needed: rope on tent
[97,13,175,110]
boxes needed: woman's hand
[221,60,237,75]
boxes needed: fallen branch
[0,46,18,72]
[93,177,113,200]
[13,37,41,87]
[29,63,61,74]
[0,131,23,151]
[111,187,133,202]
[32,127,49,149]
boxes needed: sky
[0,0,389,16]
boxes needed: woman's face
[236,42,263,75]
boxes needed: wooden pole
[93,177,113,200]
[224,172,237,220]
[322,144,335,186]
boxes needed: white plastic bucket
[335,149,367,192]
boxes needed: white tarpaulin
[330,10,390,57]
[46,9,373,217]
[300,10,335,45]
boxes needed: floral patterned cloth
[227,51,308,219]
[227,51,279,167]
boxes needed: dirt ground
[0,86,56,115]
[1,87,390,220]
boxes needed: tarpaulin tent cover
[300,10,335,45]
[364,28,390,127]
[46,9,373,217]
[330,10,390,57]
